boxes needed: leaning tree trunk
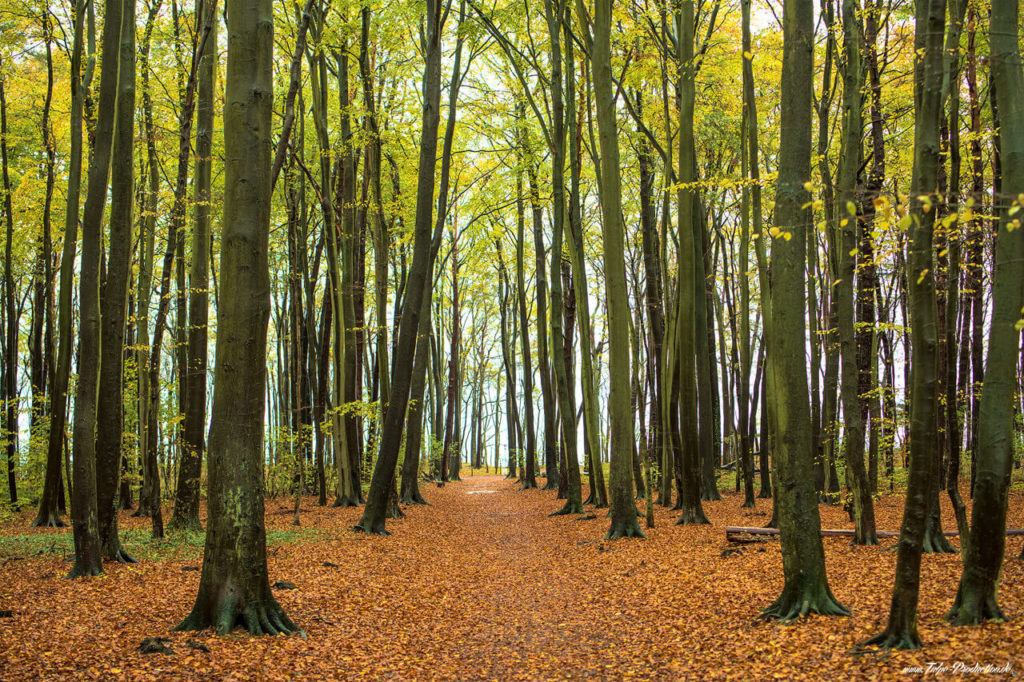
[760,0,848,621]
[175,0,298,635]
[354,0,445,535]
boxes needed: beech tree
[176,0,298,634]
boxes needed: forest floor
[1,474,1023,680]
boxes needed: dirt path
[2,474,1023,679]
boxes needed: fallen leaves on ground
[1,475,1022,680]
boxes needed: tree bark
[176,0,298,635]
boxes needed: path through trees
[1,477,1022,677]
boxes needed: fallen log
[725,526,1024,543]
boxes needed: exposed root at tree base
[175,597,301,637]
[105,546,137,564]
[550,501,584,516]
[676,510,711,525]
[66,562,104,579]
[947,589,1006,625]
[760,586,850,624]
[859,629,921,651]
[31,512,66,528]
[352,521,390,536]
[606,518,647,540]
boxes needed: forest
[0,0,1023,676]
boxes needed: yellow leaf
[782,231,792,241]
[846,201,857,216]
[803,181,814,193]
[744,50,753,60]
[917,269,930,284]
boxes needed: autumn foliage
[0,475,1021,679]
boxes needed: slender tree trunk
[69,0,126,578]
[835,0,877,545]
[0,56,18,508]
[96,0,137,562]
[354,0,446,535]
[171,0,218,533]
[863,0,947,649]
[591,0,644,540]
[948,0,1024,626]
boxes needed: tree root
[550,500,584,516]
[31,512,67,528]
[398,492,429,505]
[761,585,850,624]
[176,594,301,637]
[105,544,137,564]
[352,520,390,536]
[947,586,1006,625]
[332,496,360,509]
[859,628,921,651]
[675,508,711,525]
[606,516,647,540]
[66,562,104,579]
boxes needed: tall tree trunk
[737,0,756,508]
[29,11,57,521]
[863,0,947,649]
[34,0,81,528]
[548,0,582,515]
[0,55,18,508]
[835,0,877,545]
[761,0,848,621]
[673,0,709,525]
[514,114,538,490]
[948,0,1024,626]
[354,0,446,535]
[172,0,218,533]
[175,0,298,635]
[70,0,125,578]
[96,0,137,563]
[591,0,644,540]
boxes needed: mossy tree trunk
[761,0,849,622]
[948,0,1024,627]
